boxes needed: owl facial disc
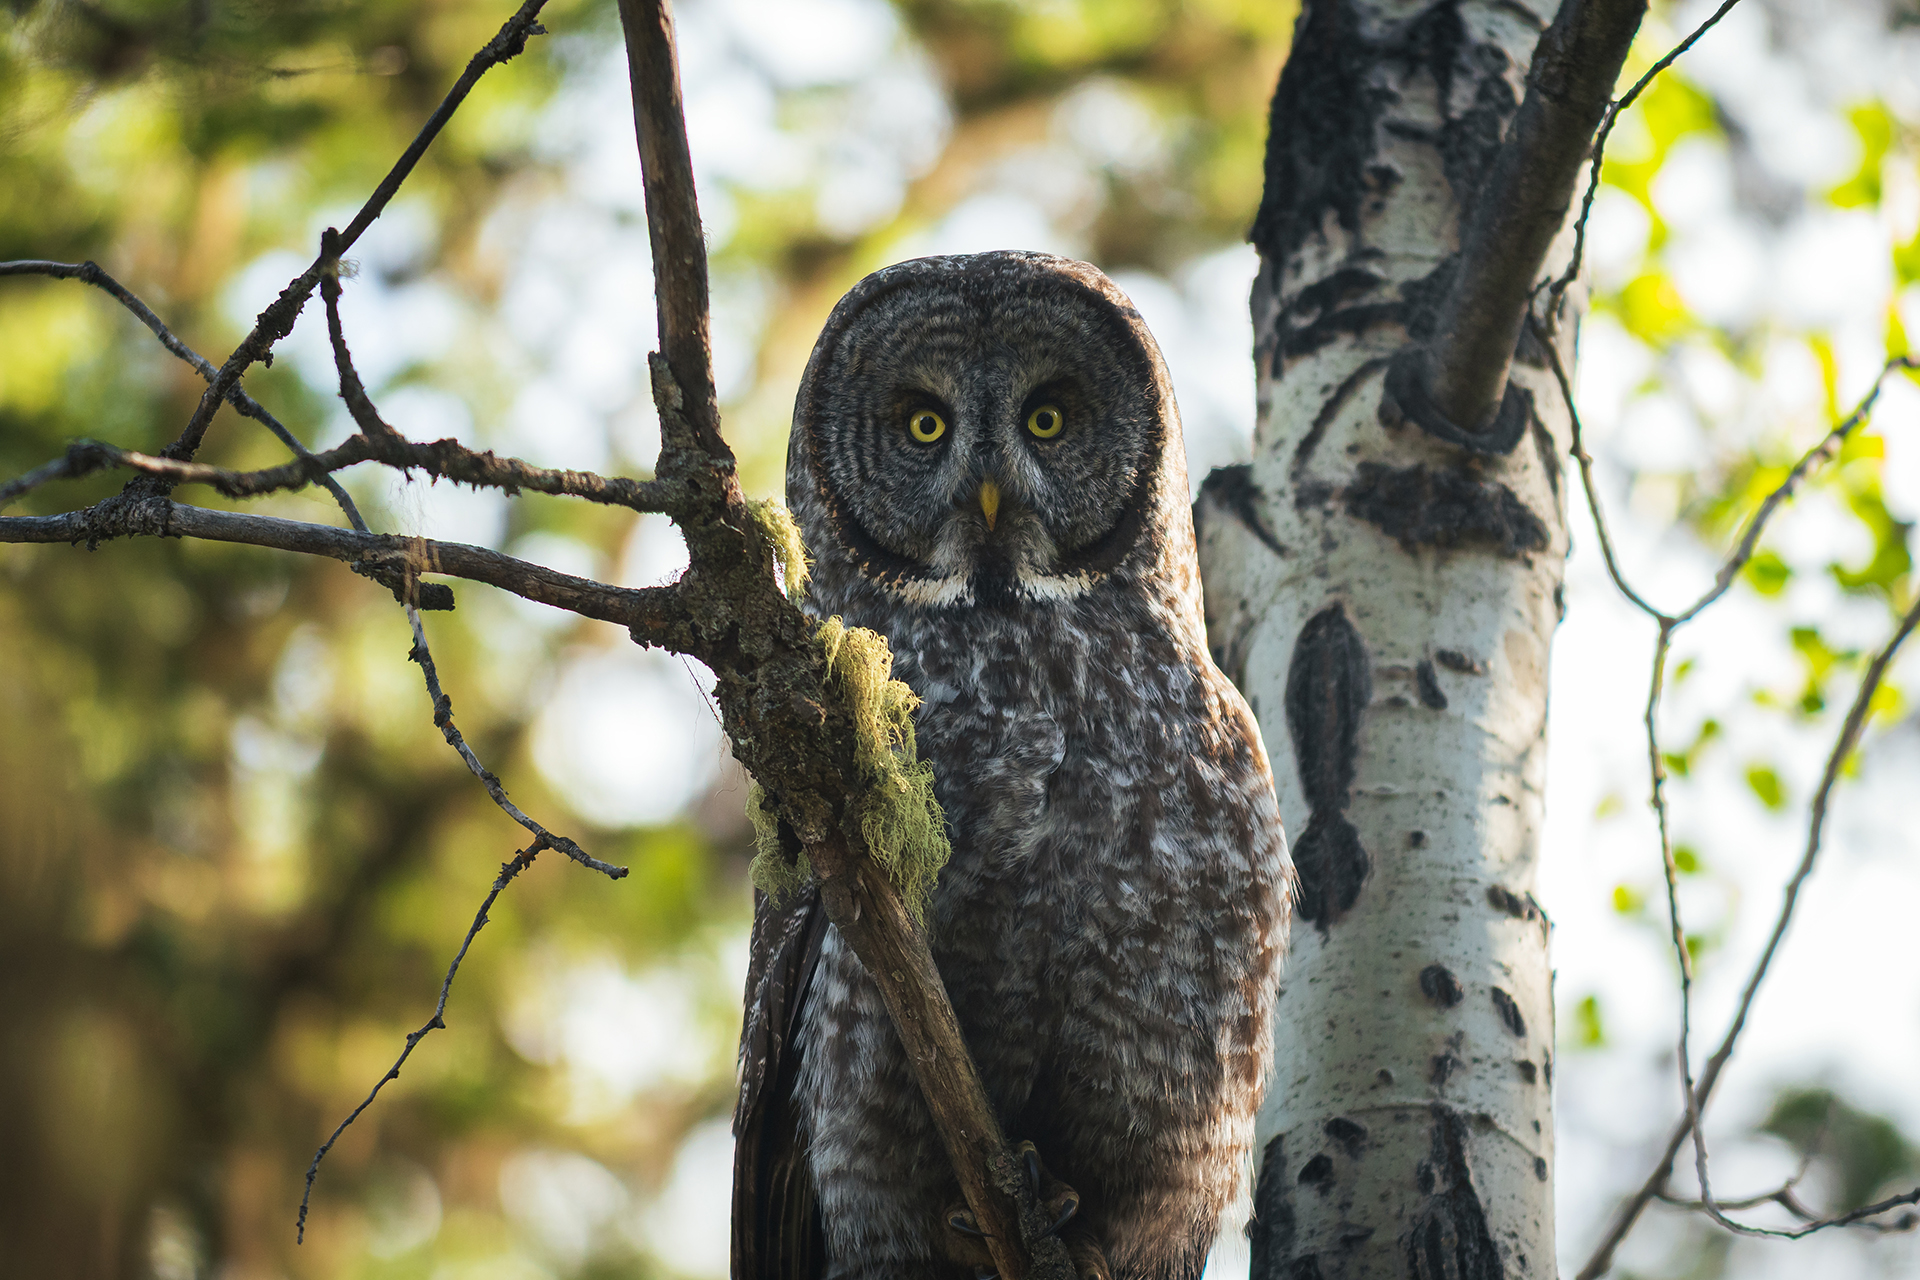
[793,251,1181,610]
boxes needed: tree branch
[1545,0,1747,317]
[146,0,552,471]
[613,3,1059,1273]
[0,257,371,530]
[1405,0,1647,435]
[2,2,1066,1272]
[297,837,550,1243]
[0,500,690,636]
[1544,331,1920,1274]
[617,0,728,467]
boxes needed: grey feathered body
[734,252,1290,1280]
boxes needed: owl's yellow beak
[978,479,1000,531]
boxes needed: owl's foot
[942,1143,1108,1280]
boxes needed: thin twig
[145,0,551,469]
[1668,591,1920,1239]
[1656,1186,1920,1238]
[0,432,677,514]
[296,837,550,1242]
[1544,0,1747,322]
[0,446,104,513]
[0,258,370,531]
[1549,326,1920,1273]
[1673,357,1916,625]
[0,501,691,635]
[404,605,625,878]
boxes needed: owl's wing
[732,883,828,1280]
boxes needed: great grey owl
[733,251,1291,1280]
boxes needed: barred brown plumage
[735,251,1293,1280]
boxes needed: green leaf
[1826,101,1895,209]
[1746,764,1787,810]
[1574,994,1607,1049]
[1744,550,1792,595]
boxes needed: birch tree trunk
[1197,1,1600,1275]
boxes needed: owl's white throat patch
[884,567,1096,608]
[879,502,1098,606]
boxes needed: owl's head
[788,251,1191,611]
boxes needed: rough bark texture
[1198,0,1579,1275]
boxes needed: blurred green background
[2,1,1918,1277]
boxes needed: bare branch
[1538,312,1920,1272]
[146,0,552,470]
[1574,564,1920,1276]
[0,500,690,636]
[1546,0,1748,319]
[1674,356,1917,625]
[297,837,550,1243]
[616,0,728,466]
[2,431,679,515]
[406,604,626,878]
[613,2,1059,1273]
[0,257,370,530]
[1409,0,1646,434]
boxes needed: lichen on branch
[749,614,950,922]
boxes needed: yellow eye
[908,409,946,443]
[1026,405,1064,438]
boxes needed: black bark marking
[1198,463,1286,559]
[1420,963,1464,1008]
[1250,0,1381,275]
[1254,0,1518,270]
[1534,1156,1549,1182]
[1253,0,1532,395]
[1407,829,1427,848]
[1344,461,1549,557]
[1407,1105,1505,1280]
[1415,658,1448,709]
[1298,1153,1336,1191]
[1252,1136,1310,1280]
[1324,1116,1368,1157]
[1429,1052,1459,1088]
[1490,987,1527,1038]
[1515,1060,1537,1084]
[1486,883,1539,922]
[1292,356,1391,484]
[1382,349,1534,455]
[1285,604,1373,930]
[1433,647,1485,675]
[1273,270,1403,373]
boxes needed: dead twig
[1543,0,1748,325]
[145,0,552,471]
[0,258,370,530]
[296,837,551,1242]
[1541,324,1920,1276]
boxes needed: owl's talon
[1020,1141,1043,1195]
[948,1209,988,1238]
[1044,1192,1080,1237]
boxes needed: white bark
[1197,1,1578,1276]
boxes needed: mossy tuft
[744,497,810,599]
[748,616,950,921]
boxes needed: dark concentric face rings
[795,252,1175,599]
